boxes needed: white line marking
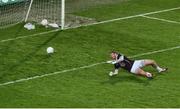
[0,45,180,87]
[142,15,180,25]
[1,7,180,43]
[0,62,106,86]
[130,46,180,58]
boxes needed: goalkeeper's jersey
[114,54,135,72]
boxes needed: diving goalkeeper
[107,51,168,78]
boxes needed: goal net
[0,0,29,28]
[64,0,124,29]
[0,0,127,29]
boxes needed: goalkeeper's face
[111,53,117,60]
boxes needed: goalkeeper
[107,51,168,78]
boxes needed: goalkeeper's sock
[158,68,168,73]
[156,66,163,72]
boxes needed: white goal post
[61,0,65,30]
[24,0,33,23]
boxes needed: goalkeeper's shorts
[130,60,145,74]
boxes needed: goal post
[24,0,33,22]
[61,0,65,30]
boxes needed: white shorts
[130,60,145,74]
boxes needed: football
[47,47,54,54]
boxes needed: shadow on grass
[101,74,151,86]
[0,30,61,81]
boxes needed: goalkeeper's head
[111,51,118,60]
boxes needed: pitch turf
[0,0,180,107]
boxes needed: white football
[41,19,48,26]
[47,47,54,54]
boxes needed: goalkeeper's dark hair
[111,51,118,54]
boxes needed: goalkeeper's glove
[109,71,114,76]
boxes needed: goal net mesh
[65,0,124,28]
[26,0,62,26]
[0,0,29,28]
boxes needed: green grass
[75,0,180,21]
[0,0,180,107]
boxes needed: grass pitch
[0,0,180,107]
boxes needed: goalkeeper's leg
[143,60,168,73]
